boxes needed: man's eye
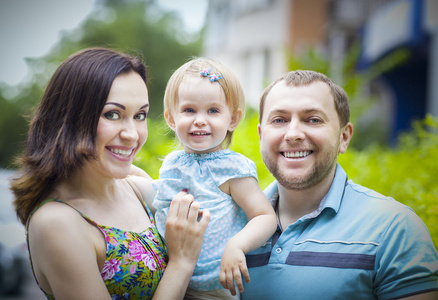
[104,111,120,120]
[135,112,147,121]
[309,118,322,124]
[272,118,285,124]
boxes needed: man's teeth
[284,151,311,158]
[110,148,132,157]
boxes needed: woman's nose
[120,120,139,141]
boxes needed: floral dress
[27,197,168,300]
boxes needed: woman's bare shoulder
[27,200,108,298]
[126,175,157,212]
[28,201,89,240]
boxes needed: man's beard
[262,145,339,191]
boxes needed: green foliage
[338,114,438,249]
[0,0,203,168]
[134,118,175,179]
[230,108,274,189]
[0,82,45,168]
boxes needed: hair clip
[200,67,223,82]
[200,67,213,76]
[209,74,223,82]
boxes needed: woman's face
[94,71,149,179]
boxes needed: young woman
[10,47,209,300]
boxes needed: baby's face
[168,76,234,154]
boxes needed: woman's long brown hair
[10,47,147,225]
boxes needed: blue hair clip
[200,67,213,76]
[200,67,223,82]
[209,74,223,82]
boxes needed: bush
[139,112,438,249]
[338,115,438,249]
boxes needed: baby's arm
[219,176,277,296]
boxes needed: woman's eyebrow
[105,103,149,110]
[105,102,125,109]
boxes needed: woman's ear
[164,110,176,131]
[228,109,243,132]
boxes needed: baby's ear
[228,109,243,132]
[164,110,176,131]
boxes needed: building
[202,0,438,143]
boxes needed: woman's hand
[165,191,210,266]
[153,191,210,300]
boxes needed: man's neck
[276,171,335,228]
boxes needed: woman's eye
[135,112,147,121]
[104,111,120,120]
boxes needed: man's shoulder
[343,180,416,219]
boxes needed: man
[241,70,438,299]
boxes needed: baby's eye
[208,108,219,114]
[183,108,195,113]
[135,112,147,121]
[104,111,120,120]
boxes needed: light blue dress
[152,149,258,291]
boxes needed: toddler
[152,57,276,299]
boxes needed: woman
[10,47,209,299]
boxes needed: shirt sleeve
[207,152,258,187]
[374,205,438,299]
[152,151,186,207]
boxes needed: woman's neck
[53,163,117,204]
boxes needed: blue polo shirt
[242,164,438,300]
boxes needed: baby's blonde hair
[164,57,245,148]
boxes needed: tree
[0,0,203,168]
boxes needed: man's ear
[164,110,176,131]
[339,122,353,154]
[228,109,243,132]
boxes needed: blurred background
[0,0,437,297]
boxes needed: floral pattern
[28,199,168,300]
[101,224,168,299]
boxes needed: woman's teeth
[110,148,132,157]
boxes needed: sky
[0,0,208,86]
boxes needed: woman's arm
[219,177,277,295]
[28,202,112,300]
[152,191,210,300]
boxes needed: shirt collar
[265,163,348,221]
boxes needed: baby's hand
[219,240,250,296]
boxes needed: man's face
[258,81,352,191]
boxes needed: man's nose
[284,120,305,142]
